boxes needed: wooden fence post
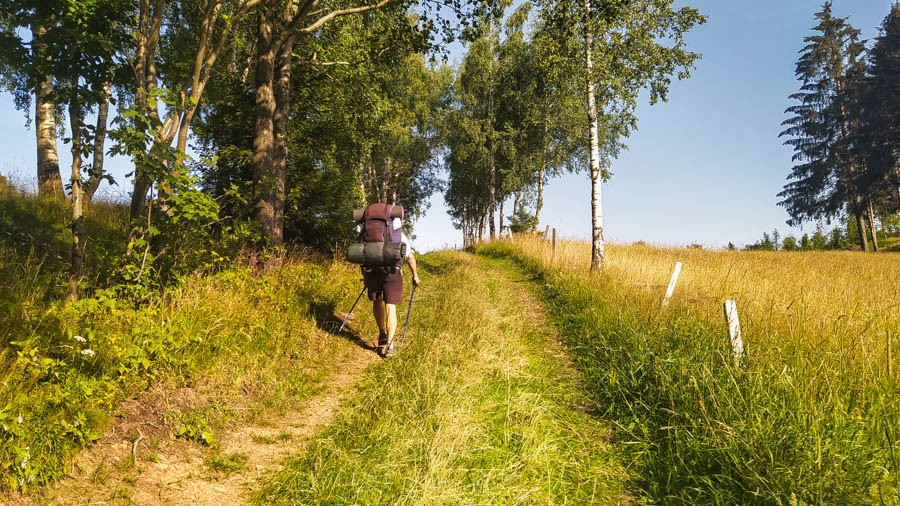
[723,299,745,366]
[551,227,557,262]
[544,225,550,240]
[662,261,682,308]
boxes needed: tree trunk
[535,164,545,233]
[85,83,111,202]
[252,1,280,246]
[68,76,84,302]
[867,200,879,252]
[498,197,504,237]
[489,162,496,240]
[271,32,294,246]
[855,211,869,252]
[33,24,63,198]
[534,119,549,233]
[129,0,161,221]
[584,6,604,271]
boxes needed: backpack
[346,203,406,267]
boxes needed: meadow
[3,176,900,503]
[481,234,900,503]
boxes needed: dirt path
[4,341,378,506]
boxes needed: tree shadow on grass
[309,301,377,353]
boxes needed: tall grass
[482,235,900,504]
[0,188,368,491]
[256,251,629,504]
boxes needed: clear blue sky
[414,0,897,251]
[0,1,895,251]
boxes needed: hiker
[353,203,420,357]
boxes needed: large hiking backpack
[346,203,406,267]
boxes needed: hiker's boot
[377,330,388,355]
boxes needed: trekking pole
[338,285,367,333]
[399,282,417,349]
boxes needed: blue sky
[415,0,897,250]
[1,1,895,251]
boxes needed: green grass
[0,188,372,491]
[255,251,629,504]
[480,239,900,504]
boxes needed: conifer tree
[863,3,900,214]
[778,2,872,249]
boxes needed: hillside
[2,190,899,503]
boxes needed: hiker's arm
[406,253,420,286]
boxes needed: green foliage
[0,188,367,491]
[745,217,900,252]
[778,2,900,233]
[507,203,538,233]
[193,9,448,252]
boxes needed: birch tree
[0,2,64,197]
[539,0,703,270]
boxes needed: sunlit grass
[484,234,900,503]
[0,189,370,491]
[256,251,629,504]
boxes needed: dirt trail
[4,341,378,506]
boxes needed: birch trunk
[534,117,549,232]
[85,83,111,202]
[34,24,63,198]
[584,4,604,271]
[68,76,85,302]
[535,164,545,233]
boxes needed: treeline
[745,214,900,252]
[0,0,708,299]
[443,0,704,270]
[779,2,900,253]
[0,0,488,298]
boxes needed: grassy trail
[256,251,629,504]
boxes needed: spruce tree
[863,4,900,213]
[778,2,870,248]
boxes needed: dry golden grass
[511,233,900,375]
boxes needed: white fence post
[723,299,745,366]
[662,261,682,308]
[508,227,514,243]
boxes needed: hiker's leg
[373,297,385,333]
[385,303,398,344]
[382,270,403,353]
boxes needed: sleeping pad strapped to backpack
[346,203,406,267]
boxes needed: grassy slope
[480,237,900,504]
[256,251,629,505]
[0,188,374,492]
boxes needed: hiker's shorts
[363,267,403,305]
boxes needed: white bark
[584,7,605,271]
[34,24,63,197]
